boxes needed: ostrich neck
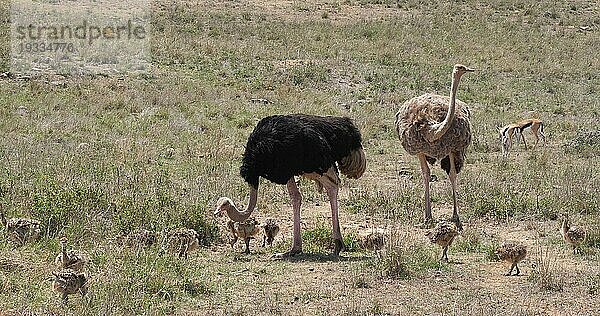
[429,73,462,142]
[561,219,569,234]
[226,187,258,222]
[61,243,69,264]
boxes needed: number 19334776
[16,42,76,54]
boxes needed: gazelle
[499,119,546,156]
[498,123,520,156]
[513,119,546,149]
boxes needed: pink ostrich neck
[226,187,258,222]
[561,218,569,234]
[429,71,463,142]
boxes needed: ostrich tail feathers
[338,147,366,179]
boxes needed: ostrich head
[214,197,235,217]
[214,190,258,222]
[453,64,475,78]
[494,245,508,261]
[59,236,68,251]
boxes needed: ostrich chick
[52,269,88,303]
[561,215,586,254]
[358,229,385,251]
[123,229,158,249]
[54,237,87,271]
[227,217,261,254]
[495,242,527,276]
[426,221,459,262]
[0,208,41,246]
[165,228,200,259]
[262,218,280,247]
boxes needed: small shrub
[302,223,333,253]
[289,62,330,86]
[454,229,482,253]
[343,233,360,252]
[484,243,501,262]
[528,246,565,292]
[584,227,600,249]
[31,180,109,238]
[351,270,370,289]
[370,231,445,279]
[564,130,600,158]
[379,246,409,279]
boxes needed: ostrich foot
[333,239,345,256]
[272,247,302,259]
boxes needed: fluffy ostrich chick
[262,218,280,247]
[0,208,41,246]
[495,242,527,276]
[164,228,200,259]
[225,217,261,254]
[426,221,459,262]
[358,229,385,252]
[123,229,158,249]
[52,269,88,303]
[54,237,87,272]
[561,214,586,254]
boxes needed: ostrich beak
[465,67,475,72]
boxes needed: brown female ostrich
[215,114,366,257]
[395,64,475,230]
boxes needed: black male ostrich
[215,114,366,257]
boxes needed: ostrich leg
[244,237,251,254]
[286,178,303,255]
[417,154,433,227]
[318,167,345,256]
[442,246,449,262]
[448,153,463,231]
[506,262,516,276]
[325,182,345,256]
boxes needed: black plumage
[240,114,364,189]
